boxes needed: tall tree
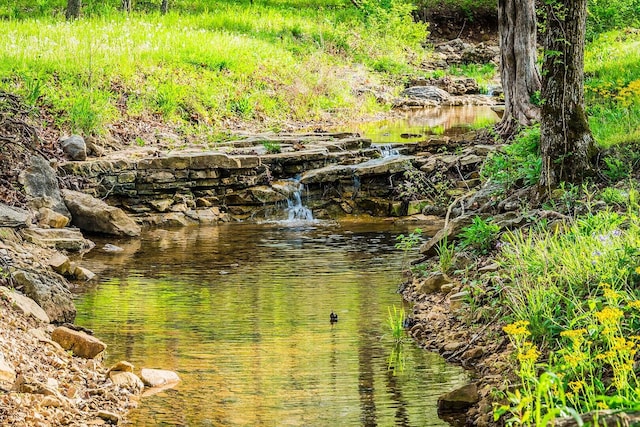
[539,0,595,188]
[495,0,541,139]
[122,0,132,13]
[161,0,169,14]
[66,0,82,20]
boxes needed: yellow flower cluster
[517,341,540,365]
[627,300,640,310]
[560,328,587,347]
[595,306,623,326]
[503,320,531,338]
[617,79,640,108]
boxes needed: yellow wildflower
[635,266,640,275]
[503,320,531,337]
[560,329,587,346]
[595,306,623,325]
[568,380,585,392]
[597,402,609,410]
[627,300,640,310]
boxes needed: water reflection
[74,222,469,426]
[340,105,499,143]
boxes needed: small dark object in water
[400,133,422,139]
[330,311,338,323]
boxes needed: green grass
[585,30,640,147]
[0,0,427,137]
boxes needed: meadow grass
[0,0,427,137]
[585,30,640,147]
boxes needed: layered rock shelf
[60,131,496,225]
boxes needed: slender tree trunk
[161,0,169,14]
[121,0,132,13]
[539,0,595,189]
[66,0,82,20]
[495,0,541,139]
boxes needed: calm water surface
[74,221,469,426]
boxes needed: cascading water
[377,143,400,157]
[284,179,313,221]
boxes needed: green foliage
[262,141,282,154]
[586,0,640,40]
[602,155,632,180]
[481,125,541,188]
[386,305,406,343]
[598,185,639,208]
[585,31,640,147]
[0,0,428,135]
[435,236,455,274]
[448,63,497,93]
[395,228,422,271]
[459,216,500,254]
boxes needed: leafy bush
[459,216,500,254]
[586,0,640,40]
[481,125,541,188]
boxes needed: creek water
[344,105,499,143]
[74,222,469,426]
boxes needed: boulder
[73,265,95,281]
[0,203,30,228]
[12,269,76,323]
[0,352,16,392]
[353,156,414,177]
[48,252,72,276]
[437,383,479,412]
[62,190,141,237]
[51,326,106,359]
[107,361,135,375]
[401,86,452,103]
[21,227,94,252]
[109,371,144,394]
[0,286,50,323]
[416,273,452,295]
[97,410,121,424]
[140,368,181,387]
[60,135,87,161]
[18,155,71,219]
[37,207,70,229]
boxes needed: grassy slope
[0,0,427,143]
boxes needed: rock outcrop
[60,135,87,161]
[11,269,76,323]
[18,156,71,220]
[51,326,106,359]
[62,190,141,237]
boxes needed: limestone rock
[13,374,58,395]
[18,155,71,219]
[60,135,87,161]
[0,286,50,323]
[51,326,106,359]
[12,269,76,323]
[401,86,452,103]
[416,273,452,295]
[109,371,143,394]
[140,368,181,387]
[353,156,414,177]
[0,352,16,392]
[74,265,96,281]
[0,203,30,228]
[62,190,141,237]
[103,243,124,252]
[107,361,134,375]
[21,227,94,252]
[437,383,479,412]
[97,410,120,424]
[48,252,72,276]
[37,207,70,228]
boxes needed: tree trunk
[539,0,595,189]
[161,0,169,14]
[495,0,541,139]
[121,0,132,13]
[66,0,82,20]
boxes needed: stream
[74,221,470,426]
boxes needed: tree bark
[121,0,132,13]
[539,0,595,189]
[161,0,169,14]
[495,0,541,139]
[66,0,82,20]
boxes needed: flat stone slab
[0,286,50,323]
[140,368,181,387]
[51,326,106,359]
[0,203,30,228]
[20,227,94,251]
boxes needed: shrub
[459,216,500,254]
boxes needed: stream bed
[74,221,469,426]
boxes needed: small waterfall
[284,180,313,221]
[377,144,400,158]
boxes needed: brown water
[74,221,469,426]
[345,105,499,143]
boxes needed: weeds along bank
[0,0,427,141]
